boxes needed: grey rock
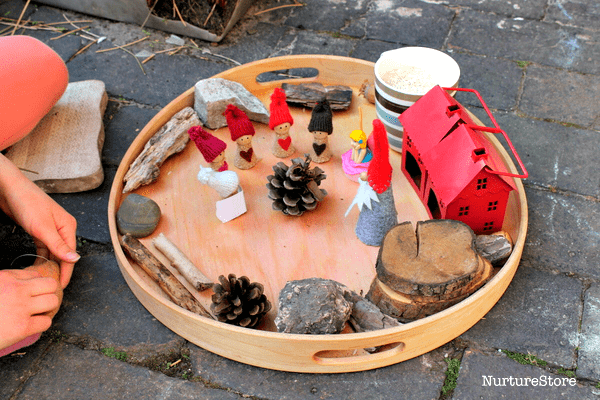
[194,78,270,129]
[577,284,600,380]
[475,232,512,266]
[116,193,161,238]
[275,278,352,334]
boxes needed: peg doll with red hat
[223,104,259,169]
[188,125,229,172]
[308,98,334,163]
[269,87,295,158]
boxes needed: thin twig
[68,39,97,62]
[254,3,304,16]
[51,25,89,40]
[168,47,183,56]
[204,2,217,27]
[172,0,187,27]
[154,46,184,54]
[11,0,30,35]
[141,0,159,29]
[142,53,155,64]
[62,13,101,38]
[95,36,149,53]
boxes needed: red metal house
[398,85,528,235]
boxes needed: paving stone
[215,22,288,64]
[451,0,547,19]
[578,284,600,381]
[0,336,51,400]
[103,104,158,167]
[449,9,600,74]
[189,344,446,400]
[469,109,600,198]
[523,188,600,279]
[52,253,181,352]
[545,0,600,30]
[520,64,600,128]
[460,265,582,368]
[49,167,115,243]
[272,29,355,57]
[363,0,455,48]
[454,349,596,399]
[0,0,35,21]
[451,52,522,111]
[283,0,370,32]
[15,342,241,400]
[351,39,401,62]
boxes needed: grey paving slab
[453,349,597,399]
[50,167,114,243]
[350,39,401,62]
[0,0,35,21]
[15,342,242,400]
[53,253,181,354]
[0,336,51,400]
[545,0,600,30]
[578,284,600,381]
[469,109,600,198]
[520,64,600,128]
[272,29,355,57]
[449,9,600,74]
[189,344,446,400]
[362,0,455,48]
[451,52,522,111]
[523,187,600,279]
[452,0,548,19]
[460,265,582,368]
[215,22,288,64]
[283,0,370,32]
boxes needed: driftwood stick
[120,234,213,319]
[153,233,213,291]
[339,286,401,333]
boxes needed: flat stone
[454,349,596,399]
[351,39,401,63]
[215,22,287,65]
[116,193,161,238]
[0,336,51,400]
[17,342,240,400]
[275,278,352,334]
[283,0,369,32]
[545,0,600,30]
[189,344,447,400]
[194,78,269,129]
[460,265,582,368]
[577,284,600,380]
[520,64,600,128]
[271,29,355,58]
[451,0,547,19]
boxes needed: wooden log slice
[375,220,481,297]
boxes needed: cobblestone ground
[1,0,599,398]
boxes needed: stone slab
[283,0,369,32]
[0,336,51,400]
[15,342,241,400]
[350,39,400,63]
[189,344,447,400]
[520,64,600,128]
[272,29,355,58]
[460,265,582,368]
[578,284,600,381]
[454,349,597,399]
[450,0,547,19]
[216,22,288,65]
[449,9,600,74]
[523,188,600,279]
[545,0,600,30]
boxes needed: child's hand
[0,269,60,350]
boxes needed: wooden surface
[108,55,528,373]
[6,80,107,193]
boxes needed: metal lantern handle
[442,87,529,179]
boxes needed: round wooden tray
[108,55,528,373]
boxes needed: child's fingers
[28,293,60,315]
[27,277,59,297]
[27,314,53,335]
[10,269,42,280]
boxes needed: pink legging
[0,36,67,357]
[0,35,68,150]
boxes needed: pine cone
[211,274,271,328]
[266,155,327,216]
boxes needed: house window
[487,201,498,211]
[477,178,488,190]
[483,221,494,231]
[404,151,422,189]
[458,206,470,216]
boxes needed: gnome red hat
[269,87,294,130]
[188,125,226,163]
[367,119,392,194]
[223,104,255,141]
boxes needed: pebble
[116,194,161,238]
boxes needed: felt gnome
[223,104,259,170]
[269,87,295,158]
[308,99,333,163]
[188,125,228,172]
[346,119,398,246]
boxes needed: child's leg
[0,35,68,150]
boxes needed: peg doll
[223,104,259,169]
[269,87,296,158]
[188,125,228,172]
[307,99,333,163]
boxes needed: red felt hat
[188,125,226,163]
[367,119,392,194]
[223,104,255,141]
[269,87,294,130]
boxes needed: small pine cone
[266,154,327,216]
[211,274,272,328]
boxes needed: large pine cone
[266,155,327,216]
[211,274,271,328]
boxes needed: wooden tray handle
[313,341,406,367]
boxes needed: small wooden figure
[223,104,259,169]
[188,125,228,172]
[269,87,296,158]
[307,99,333,163]
[341,107,372,182]
[347,119,398,246]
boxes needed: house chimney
[472,147,488,162]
